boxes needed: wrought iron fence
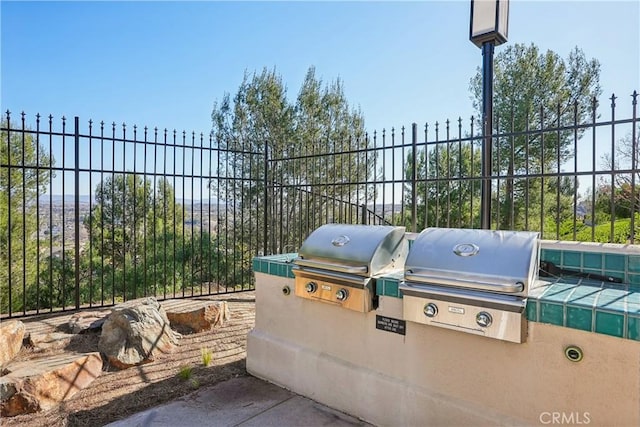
[1,90,638,318]
[1,112,263,318]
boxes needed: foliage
[0,119,54,313]
[211,66,371,253]
[201,347,213,367]
[403,141,482,229]
[177,365,193,380]
[468,43,601,230]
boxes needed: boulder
[0,352,102,417]
[68,311,107,334]
[164,300,230,333]
[0,320,25,366]
[26,332,76,351]
[98,297,181,369]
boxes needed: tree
[404,139,482,229]
[211,66,372,254]
[468,43,600,230]
[84,175,189,300]
[404,45,601,232]
[0,117,54,314]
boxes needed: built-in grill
[400,228,540,343]
[293,224,408,313]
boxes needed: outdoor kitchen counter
[248,249,640,426]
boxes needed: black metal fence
[2,90,638,318]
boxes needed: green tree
[469,44,601,231]
[404,140,482,229]
[84,175,189,300]
[211,66,371,254]
[0,118,54,314]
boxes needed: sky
[1,0,639,198]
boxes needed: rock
[0,352,102,417]
[26,332,76,351]
[0,321,25,366]
[98,297,181,369]
[68,311,107,334]
[164,300,230,333]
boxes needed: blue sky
[3,0,638,133]
[1,0,639,199]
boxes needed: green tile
[526,300,537,321]
[594,311,625,337]
[539,302,564,326]
[627,316,640,340]
[385,280,400,298]
[539,283,576,303]
[376,280,385,296]
[626,291,640,305]
[562,251,582,268]
[268,262,278,275]
[626,303,640,315]
[583,252,603,269]
[566,305,593,331]
[541,249,561,264]
[628,256,640,273]
[596,288,627,312]
[565,285,600,307]
[604,254,625,272]
[629,274,640,286]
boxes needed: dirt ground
[2,292,256,427]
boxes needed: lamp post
[470,0,509,229]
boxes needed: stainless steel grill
[293,224,408,312]
[400,228,540,343]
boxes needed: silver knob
[476,311,492,327]
[423,303,438,318]
[305,282,317,293]
[336,288,349,301]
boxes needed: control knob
[336,288,349,301]
[305,282,317,293]
[476,311,493,327]
[423,303,438,318]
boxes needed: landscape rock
[0,352,102,417]
[164,300,230,333]
[99,297,181,369]
[26,332,76,351]
[0,320,26,366]
[68,311,107,334]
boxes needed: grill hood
[295,224,408,276]
[404,228,540,295]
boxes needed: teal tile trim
[627,316,640,340]
[529,275,640,341]
[252,253,298,278]
[594,310,625,337]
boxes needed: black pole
[481,41,494,229]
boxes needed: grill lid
[404,228,540,295]
[295,224,407,276]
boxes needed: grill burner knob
[423,303,438,318]
[336,288,349,301]
[476,311,493,328]
[305,282,317,293]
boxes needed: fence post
[411,123,418,232]
[74,117,80,310]
[361,204,367,225]
[263,140,269,255]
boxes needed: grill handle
[404,271,524,294]
[294,258,368,274]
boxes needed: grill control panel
[401,292,526,343]
[293,275,372,312]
